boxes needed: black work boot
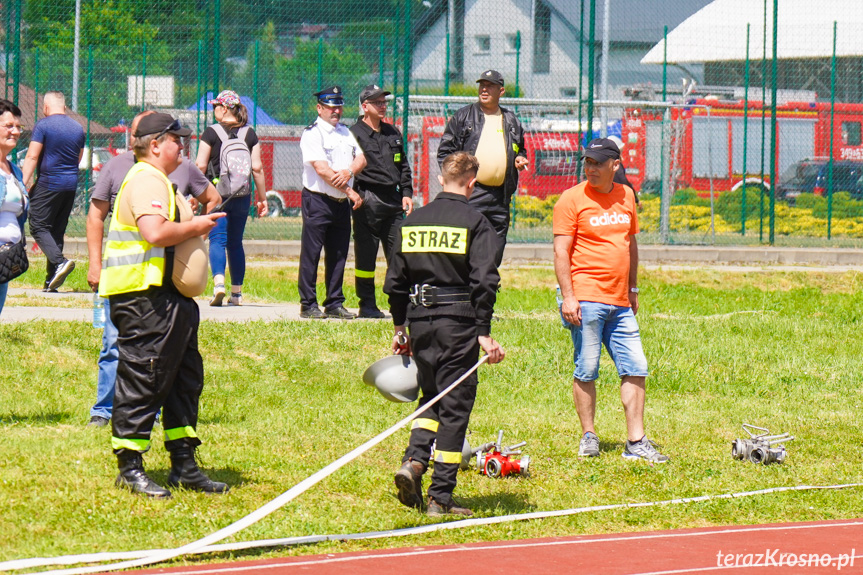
[394,459,425,510]
[115,451,171,499]
[167,446,229,494]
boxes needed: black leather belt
[409,284,471,307]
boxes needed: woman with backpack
[195,90,268,306]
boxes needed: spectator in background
[437,70,527,267]
[195,90,268,307]
[297,86,366,319]
[85,109,220,428]
[0,99,28,316]
[22,91,84,292]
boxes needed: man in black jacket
[436,70,527,266]
[349,84,414,318]
[385,151,505,517]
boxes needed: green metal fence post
[759,0,767,242]
[827,21,837,240]
[444,25,450,97]
[253,40,260,132]
[401,0,412,140]
[586,0,596,142]
[33,48,39,129]
[141,43,147,112]
[379,34,386,88]
[768,0,778,245]
[317,38,323,91]
[514,30,521,97]
[741,24,750,235]
[4,0,10,99]
[13,0,21,105]
[214,0,221,96]
[196,40,203,155]
[393,1,400,96]
[84,46,93,207]
[577,0,584,146]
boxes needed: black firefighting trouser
[469,182,510,267]
[352,183,403,311]
[110,286,204,455]
[403,316,479,506]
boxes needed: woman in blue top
[0,99,28,315]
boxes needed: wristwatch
[630,287,640,293]
[347,169,354,179]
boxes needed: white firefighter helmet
[362,355,419,403]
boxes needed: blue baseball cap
[314,86,345,107]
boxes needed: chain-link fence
[3,0,862,245]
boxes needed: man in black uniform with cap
[437,69,527,267]
[298,86,366,319]
[349,84,414,318]
[385,151,505,517]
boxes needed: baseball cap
[476,69,505,86]
[208,90,241,109]
[582,138,621,162]
[359,84,391,103]
[134,113,191,138]
[315,86,345,107]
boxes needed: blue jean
[91,298,119,419]
[208,194,251,285]
[0,281,7,315]
[562,301,649,382]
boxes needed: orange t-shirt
[552,181,638,307]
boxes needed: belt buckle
[409,283,432,307]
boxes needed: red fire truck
[620,99,863,194]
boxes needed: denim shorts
[559,300,649,382]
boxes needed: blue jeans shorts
[560,300,649,382]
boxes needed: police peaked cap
[315,86,345,107]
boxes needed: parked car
[265,190,301,217]
[777,159,863,203]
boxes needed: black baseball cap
[134,113,191,138]
[314,86,345,107]
[582,138,621,162]
[359,84,391,103]
[476,69,505,86]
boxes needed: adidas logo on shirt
[589,212,631,227]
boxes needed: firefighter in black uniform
[349,84,414,318]
[384,151,505,517]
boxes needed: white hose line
[8,481,861,572]
[28,356,488,575]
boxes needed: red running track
[130,519,863,575]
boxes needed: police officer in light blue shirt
[297,86,367,319]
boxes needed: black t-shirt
[200,123,259,181]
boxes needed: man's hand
[629,291,639,315]
[87,260,101,292]
[478,335,505,364]
[402,196,414,216]
[346,187,364,210]
[191,212,226,234]
[561,295,582,327]
[331,169,352,189]
[392,327,411,356]
[514,156,529,171]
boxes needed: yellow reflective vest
[98,162,176,297]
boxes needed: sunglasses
[154,119,182,140]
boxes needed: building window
[841,121,861,146]
[533,0,551,73]
[476,35,491,53]
[561,88,577,98]
[506,33,521,53]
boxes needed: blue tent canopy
[188,92,284,126]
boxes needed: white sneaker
[210,285,225,307]
[228,293,242,306]
[623,436,669,463]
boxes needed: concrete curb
[40,238,863,266]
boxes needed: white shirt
[300,117,364,199]
[0,171,25,244]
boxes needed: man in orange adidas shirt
[552,137,668,463]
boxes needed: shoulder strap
[212,123,230,143]
[236,126,250,141]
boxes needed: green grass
[2,264,863,569]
